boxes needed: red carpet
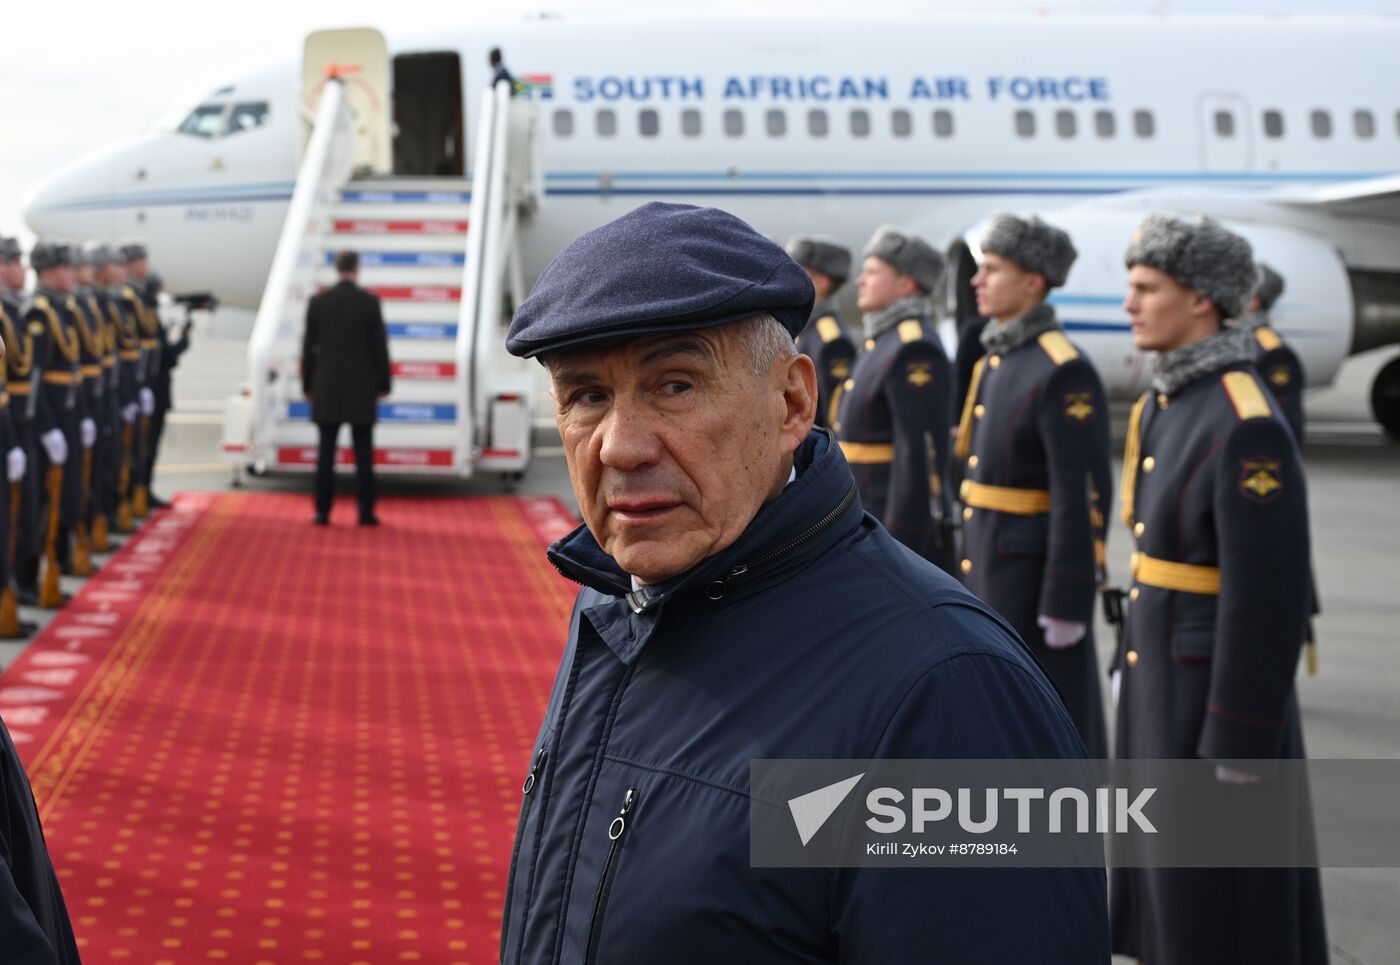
[0,492,580,964]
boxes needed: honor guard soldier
[24,242,90,606]
[0,237,35,637]
[112,255,147,530]
[835,226,955,572]
[1237,263,1305,443]
[119,242,161,515]
[4,239,45,607]
[1112,215,1326,965]
[956,214,1112,758]
[84,243,123,549]
[70,245,107,572]
[784,235,856,428]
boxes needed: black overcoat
[301,280,391,427]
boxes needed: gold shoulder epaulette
[1221,370,1271,420]
[815,316,842,344]
[1254,327,1283,352]
[33,295,49,309]
[28,320,45,336]
[897,319,923,343]
[1037,330,1080,365]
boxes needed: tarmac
[3,316,1397,963]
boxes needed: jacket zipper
[707,481,858,599]
[500,743,549,963]
[583,786,638,965]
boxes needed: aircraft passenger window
[1094,110,1115,138]
[1214,111,1236,138]
[891,109,912,138]
[849,109,870,137]
[596,109,617,137]
[1133,110,1155,138]
[766,109,787,137]
[681,109,702,137]
[724,109,744,137]
[933,110,954,138]
[177,104,227,138]
[808,109,829,138]
[1311,110,1332,139]
[552,109,574,138]
[1056,110,1077,138]
[224,102,269,136]
[1263,110,1284,138]
[1015,110,1036,138]
[1354,109,1375,139]
[639,109,660,137]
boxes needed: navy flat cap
[506,202,815,358]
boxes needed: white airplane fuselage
[23,14,1400,404]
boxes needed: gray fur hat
[1124,215,1257,320]
[29,240,73,272]
[980,213,1077,289]
[0,236,20,263]
[785,235,852,289]
[864,225,945,294]
[1253,263,1285,311]
[118,239,149,263]
[82,241,118,268]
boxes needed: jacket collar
[979,302,1059,356]
[547,429,862,664]
[1151,326,1256,397]
[862,295,929,339]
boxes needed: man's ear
[778,353,817,454]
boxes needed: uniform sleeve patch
[1268,366,1292,388]
[1063,391,1095,422]
[816,316,842,344]
[897,319,923,343]
[905,361,934,388]
[1239,458,1284,504]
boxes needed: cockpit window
[177,104,228,138]
[224,102,270,136]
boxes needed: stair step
[331,218,469,236]
[340,188,471,204]
[329,203,473,222]
[386,321,458,340]
[286,401,458,424]
[274,445,457,471]
[320,251,465,268]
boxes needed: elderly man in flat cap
[498,201,1107,964]
[835,226,955,573]
[785,235,856,430]
[956,213,1112,758]
[1113,215,1326,965]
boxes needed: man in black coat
[1,716,80,963]
[1112,215,1326,964]
[956,213,1113,759]
[301,250,391,526]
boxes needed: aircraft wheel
[1371,354,1400,440]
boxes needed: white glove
[41,429,68,466]
[1111,669,1121,706]
[6,447,25,484]
[1038,615,1087,649]
[139,387,156,417]
[81,418,97,449]
[1215,765,1261,786]
[122,402,139,424]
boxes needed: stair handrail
[246,79,356,468]
[471,83,517,459]
[455,83,503,471]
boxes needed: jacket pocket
[996,514,1048,558]
[584,786,639,965]
[500,740,551,964]
[1171,623,1216,661]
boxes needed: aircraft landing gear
[1372,354,1400,440]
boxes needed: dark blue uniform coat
[500,430,1109,964]
[1249,324,1305,444]
[25,291,86,530]
[1110,363,1326,965]
[793,301,856,430]
[956,326,1112,758]
[1,717,79,963]
[834,316,954,572]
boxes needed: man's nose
[597,400,663,470]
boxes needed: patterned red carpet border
[0,492,580,964]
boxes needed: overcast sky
[2,0,1392,248]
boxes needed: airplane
[21,11,1400,442]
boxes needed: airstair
[222,73,542,481]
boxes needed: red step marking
[369,286,462,302]
[481,449,522,459]
[391,361,457,380]
[277,447,455,468]
[333,220,469,234]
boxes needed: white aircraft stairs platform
[222,80,542,481]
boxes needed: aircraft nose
[21,148,120,241]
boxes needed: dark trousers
[314,423,375,520]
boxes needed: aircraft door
[1198,93,1252,172]
[303,28,392,175]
